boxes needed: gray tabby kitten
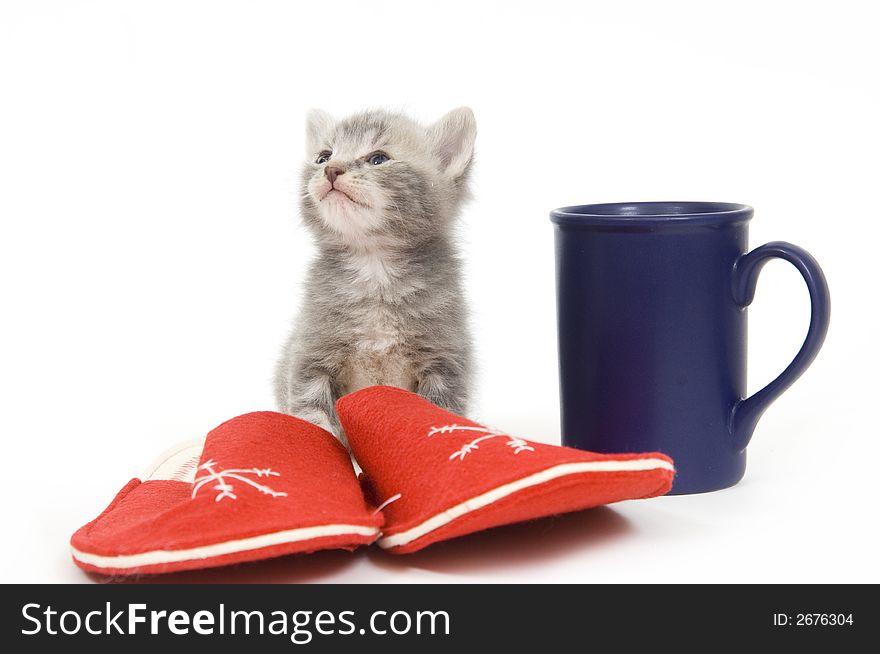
[274,107,476,441]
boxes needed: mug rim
[550,201,754,227]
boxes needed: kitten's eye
[315,151,331,164]
[368,152,390,165]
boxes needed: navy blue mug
[550,202,830,494]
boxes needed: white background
[1,0,877,583]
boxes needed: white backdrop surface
[0,0,877,583]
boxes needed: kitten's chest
[343,302,415,393]
[352,302,404,351]
[342,251,414,349]
[337,250,419,393]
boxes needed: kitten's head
[300,108,476,249]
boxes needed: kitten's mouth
[321,187,370,209]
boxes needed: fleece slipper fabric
[70,412,382,575]
[336,386,674,554]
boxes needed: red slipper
[336,386,674,554]
[70,412,382,575]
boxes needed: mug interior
[550,201,753,226]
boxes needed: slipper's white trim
[378,458,674,550]
[71,523,380,571]
[140,439,206,483]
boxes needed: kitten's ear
[305,109,334,156]
[427,107,476,178]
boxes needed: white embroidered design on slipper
[427,424,536,460]
[192,459,288,502]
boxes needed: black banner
[2,584,872,651]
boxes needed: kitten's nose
[325,166,345,184]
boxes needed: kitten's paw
[291,409,351,448]
[421,391,466,416]
[293,409,336,434]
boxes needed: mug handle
[729,241,831,451]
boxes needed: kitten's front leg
[416,361,470,416]
[276,364,344,441]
